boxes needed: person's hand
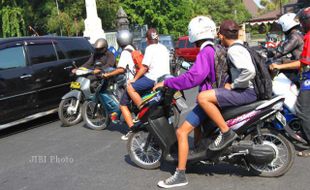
[269,63,281,71]
[71,69,77,74]
[93,68,101,74]
[224,83,232,90]
[153,81,164,91]
[102,73,109,78]
[128,79,136,84]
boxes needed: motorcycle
[58,67,96,126]
[270,70,309,149]
[127,87,295,177]
[82,73,185,130]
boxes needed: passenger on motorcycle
[155,16,218,188]
[269,7,310,157]
[270,13,304,84]
[123,28,170,140]
[72,38,116,90]
[197,20,257,151]
[99,30,137,134]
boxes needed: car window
[54,43,66,60]
[27,43,57,64]
[60,39,92,59]
[0,46,26,69]
[161,40,174,50]
[178,40,186,48]
[187,41,195,48]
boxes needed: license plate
[70,81,80,89]
[276,112,286,126]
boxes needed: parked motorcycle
[127,87,294,177]
[58,67,96,126]
[82,73,185,130]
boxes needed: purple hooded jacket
[164,45,215,92]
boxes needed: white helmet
[188,16,216,43]
[278,13,299,32]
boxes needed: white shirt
[117,45,135,80]
[142,43,170,81]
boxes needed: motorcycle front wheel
[245,128,295,177]
[58,97,82,126]
[82,101,110,130]
[127,130,162,169]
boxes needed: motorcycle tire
[82,101,110,130]
[127,130,162,170]
[58,97,83,126]
[245,128,295,177]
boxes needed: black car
[0,36,93,129]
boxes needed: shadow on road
[0,113,59,139]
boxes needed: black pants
[295,90,310,143]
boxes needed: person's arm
[163,47,214,90]
[269,60,301,70]
[81,54,94,68]
[132,65,148,82]
[103,67,125,78]
[274,34,299,59]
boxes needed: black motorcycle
[127,88,295,177]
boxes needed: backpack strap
[123,48,136,77]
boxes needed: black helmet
[296,7,310,32]
[116,30,133,47]
[94,38,108,49]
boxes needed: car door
[25,40,65,111]
[0,41,36,125]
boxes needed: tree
[259,0,291,14]
[192,0,251,24]
[121,0,193,38]
[0,0,27,37]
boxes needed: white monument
[83,0,106,44]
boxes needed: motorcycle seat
[221,100,268,120]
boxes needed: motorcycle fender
[61,90,82,100]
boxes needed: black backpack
[231,43,272,100]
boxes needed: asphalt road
[0,88,310,190]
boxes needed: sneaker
[157,169,188,188]
[121,130,133,141]
[209,129,238,151]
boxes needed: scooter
[58,67,96,126]
[270,70,309,149]
[82,73,185,130]
[127,87,295,177]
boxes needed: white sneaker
[121,131,133,141]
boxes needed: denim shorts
[120,76,155,106]
[185,105,208,128]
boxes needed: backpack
[212,44,229,88]
[231,43,272,100]
[124,48,144,75]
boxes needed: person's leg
[157,121,193,188]
[295,90,310,157]
[197,89,238,151]
[197,90,229,133]
[127,76,155,108]
[158,106,207,188]
[119,92,134,140]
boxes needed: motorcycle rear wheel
[127,130,162,169]
[82,101,110,130]
[58,97,82,126]
[246,128,295,177]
